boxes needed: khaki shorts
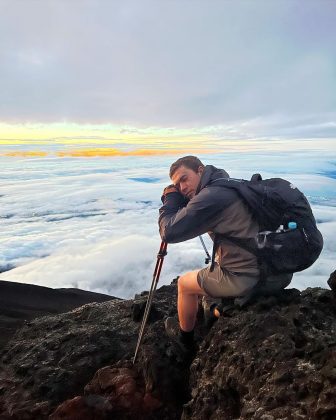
[197,263,260,298]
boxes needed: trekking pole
[199,235,211,264]
[133,241,168,365]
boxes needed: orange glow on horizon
[57,148,214,157]
[1,148,216,158]
[3,151,48,157]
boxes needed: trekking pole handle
[157,242,168,258]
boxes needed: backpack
[210,174,324,276]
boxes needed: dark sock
[179,329,194,347]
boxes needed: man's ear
[198,166,204,176]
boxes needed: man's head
[169,156,205,199]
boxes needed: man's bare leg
[177,270,207,332]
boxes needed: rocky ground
[0,274,335,419]
[0,280,116,348]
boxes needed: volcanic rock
[0,277,335,419]
[327,270,336,296]
[0,279,116,347]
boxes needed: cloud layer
[0,147,335,298]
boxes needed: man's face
[171,165,204,199]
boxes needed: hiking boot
[164,317,196,359]
[201,296,222,327]
[202,296,237,327]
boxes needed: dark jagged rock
[0,280,117,347]
[0,276,335,419]
[184,288,336,420]
[327,270,336,296]
[0,284,184,419]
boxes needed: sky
[0,0,335,144]
[0,1,335,298]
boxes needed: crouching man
[158,155,292,357]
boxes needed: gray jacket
[159,165,260,276]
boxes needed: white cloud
[0,150,335,297]
[0,234,211,299]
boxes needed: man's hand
[161,184,187,207]
[162,184,180,197]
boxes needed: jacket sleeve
[158,187,223,243]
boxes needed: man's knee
[177,270,202,294]
[177,272,192,292]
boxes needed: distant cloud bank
[0,147,335,298]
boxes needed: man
[159,155,292,357]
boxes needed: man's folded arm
[158,189,222,243]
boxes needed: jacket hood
[196,165,230,195]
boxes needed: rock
[0,279,335,419]
[0,280,116,347]
[327,270,336,296]
[49,395,113,420]
[131,298,161,322]
[184,287,336,419]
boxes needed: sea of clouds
[0,142,335,298]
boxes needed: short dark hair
[169,155,204,178]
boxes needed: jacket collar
[195,165,230,195]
